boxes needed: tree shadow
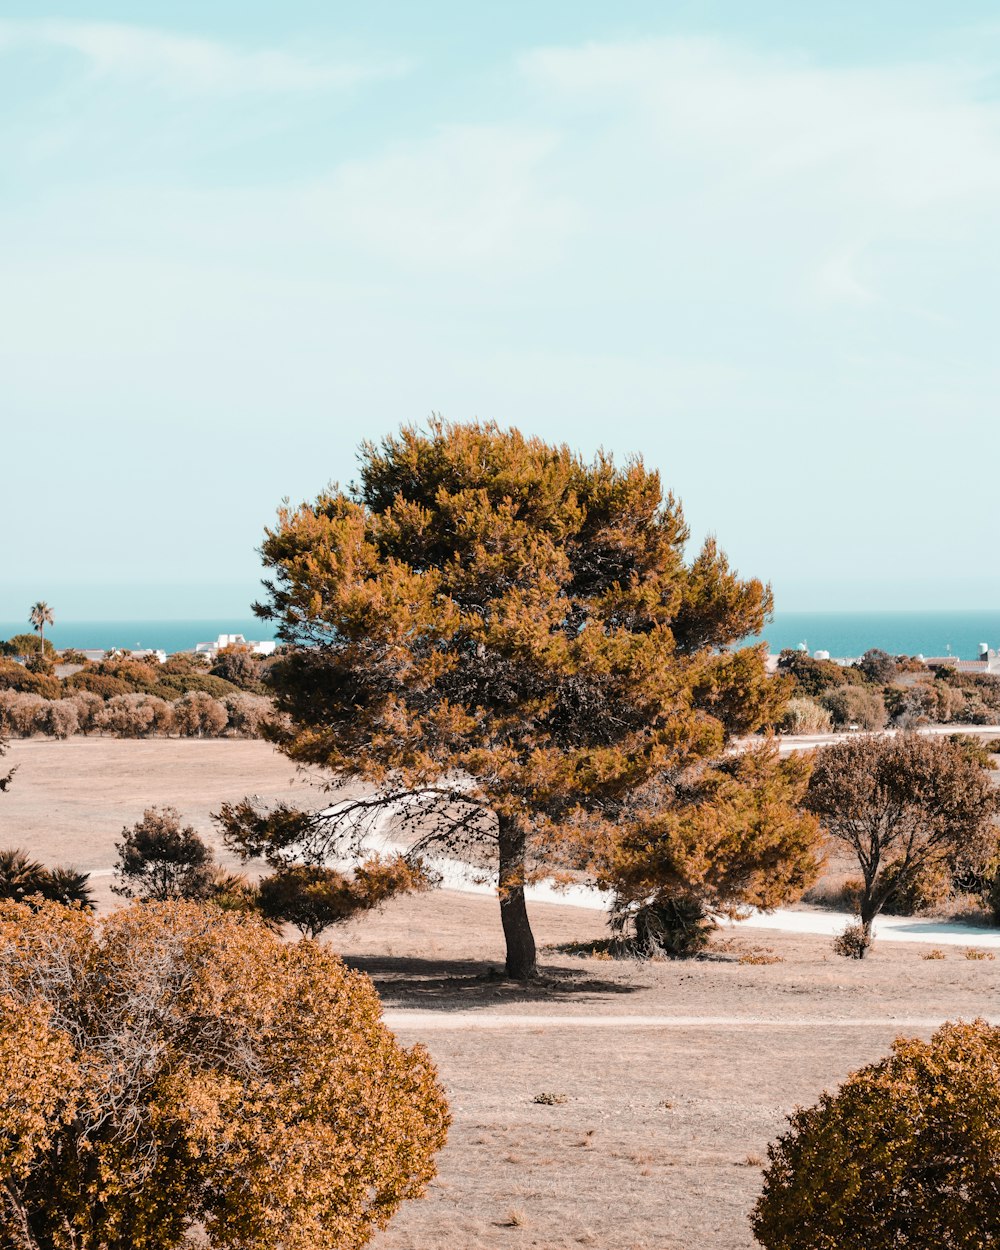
[343,953,643,1010]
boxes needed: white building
[193,633,276,660]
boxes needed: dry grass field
[3,738,997,1248]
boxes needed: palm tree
[29,601,54,657]
[43,866,96,911]
[0,848,49,902]
[0,849,95,910]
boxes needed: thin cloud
[0,18,408,94]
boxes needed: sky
[3,1,1000,620]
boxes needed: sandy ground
[334,892,999,1250]
[0,737,313,908]
[4,738,999,1248]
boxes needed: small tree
[44,699,79,739]
[1,632,55,660]
[0,899,449,1249]
[258,857,430,938]
[752,1019,1000,1249]
[113,807,216,901]
[600,743,823,955]
[173,691,228,737]
[211,645,264,690]
[806,734,1000,952]
[854,647,898,684]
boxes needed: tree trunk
[498,817,537,980]
[858,897,877,958]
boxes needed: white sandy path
[772,723,1000,756]
[341,812,1000,949]
[383,1012,1000,1032]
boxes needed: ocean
[754,611,1000,661]
[0,619,276,655]
[2,610,999,661]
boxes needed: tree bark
[498,817,537,980]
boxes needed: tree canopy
[806,733,1000,950]
[229,420,787,977]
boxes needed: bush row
[0,691,280,739]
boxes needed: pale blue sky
[3,2,1000,619]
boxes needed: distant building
[193,633,276,660]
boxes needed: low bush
[780,697,832,735]
[752,1020,1000,1249]
[833,920,872,959]
[0,900,450,1250]
[822,685,887,731]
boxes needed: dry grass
[738,950,783,966]
[7,739,1000,1250]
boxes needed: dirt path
[383,1010,1000,1031]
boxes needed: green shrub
[63,671,132,699]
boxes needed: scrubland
[4,737,997,1249]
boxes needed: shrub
[113,807,216,901]
[821,685,887,730]
[212,646,265,690]
[257,858,430,938]
[0,900,449,1249]
[0,660,61,699]
[0,632,55,659]
[159,672,240,700]
[879,859,951,916]
[752,1020,1000,1249]
[59,649,89,665]
[854,648,898,684]
[223,692,274,737]
[605,744,823,956]
[833,920,871,959]
[776,651,851,698]
[627,896,715,957]
[173,692,228,737]
[0,692,47,737]
[44,699,79,739]
[69,691,103,734]
[780,697,832,735]
[0,848,95,909]
[96,693,157,738]
[64,671,132,699]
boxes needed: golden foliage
[0,900,448,1249]
[246,420,787,975]
[753,1020,1000,1249]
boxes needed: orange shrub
[753,1020,1000,1248]
[0,900,449,1249]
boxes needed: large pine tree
[224,420,788,977]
